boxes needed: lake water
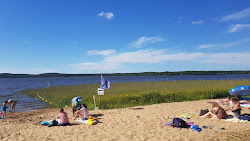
[1,74,250,112]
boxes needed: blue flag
[100,75,110,89]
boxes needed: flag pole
[100,74,102,108]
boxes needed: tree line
[1,71,250,78]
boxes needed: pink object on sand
[186,121,193,126]
[163,122,169,126]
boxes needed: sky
[0,0,250,74]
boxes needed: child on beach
[1,101,8,118]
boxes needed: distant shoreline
[1,70,250,78]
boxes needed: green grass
[21,79,250,109]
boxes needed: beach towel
[221,117,248,123]
[175,112,199,119]
[238,115,250,121]
[240,104,250,107]
[75,118,89,124]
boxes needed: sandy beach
[1,99,250,141]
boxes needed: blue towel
[41,121,49,125]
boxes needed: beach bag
[88,116,99,125]
[216,107,228,119]
[172,118,189,128]
[199,109,209,116]
[48,119,58,127]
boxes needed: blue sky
[1,0,250,74]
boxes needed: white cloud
[72,49,250,72]
[177,17,183,24]
[198,44,216,49]
[87,49,116,56]
[0,68,57,74]
[198,38,250,49]
[192,20,204,24]
[222,38,250,47]
[72,42,78,46]
[104,50,204,64]
[220,7,250,21]
[201,53,250,65]
[98,11,114,20]
[130,36,164,48]
[71,62,120,71]
[228,24,250,33]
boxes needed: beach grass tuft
[21,79,250,109]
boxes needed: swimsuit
[1,106,7,112]
[232,108,241,116]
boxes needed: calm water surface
[1,74,250,112]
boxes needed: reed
[21,79,250,109]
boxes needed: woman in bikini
[200,102,227,119]
[225,98,241,117]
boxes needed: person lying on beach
[225,98,241,117]
[200,102,228,119]
[8,99,17,112]
[1,101,8,118]
[240,100,250,104]
[207,97,231,105]
[57,108,70,126]
[73,103,89,120]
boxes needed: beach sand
[1,99,250,141]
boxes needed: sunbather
[225,98,241,117]
[240,100,250,104]
[207,97,231,105]
[200,102,228,119]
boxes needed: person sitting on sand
[225,98,241,117]
[200,102,228,119]
[1,101,8,118]
[73,103,89,120]
[235,94,242,101]
[8,99,17,112]
[57,108,70,126]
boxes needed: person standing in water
[8,99,17,112]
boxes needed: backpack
[48,119,58,127]
[198,109,209,116]
[172,118,190,129]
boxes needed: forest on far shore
[1,71,250,78]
